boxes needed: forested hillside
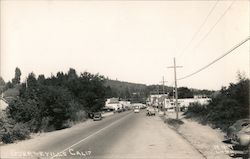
[104,79,147,103]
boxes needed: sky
[1,0,249,90]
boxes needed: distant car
[146,108,156,116]
[93,112,102,121]
[134,107,140,113]
[117,108,123,113]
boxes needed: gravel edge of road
[159,115,208,159]
[159,112,235,159]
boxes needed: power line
[178,36,250,81]
[191,0,235,52]
[178,0,219,58]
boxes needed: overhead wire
[178,0,219,58]
[191,0,236,53]
[177,36,250,81]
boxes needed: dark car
[226,119,250,158]
[227,119,250,141]
[117,108,123,113]
[93,112,102,121]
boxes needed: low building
[178,98,211,107]
[105,98,131,110]
[148,94,169,107]
[164,97,211,110]
[131,103,145,109]
[148,94,210,111]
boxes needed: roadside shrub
[73,111,88,122]
[0,111,30,144]
[1,122,30,144]
[0,111,14,143]
[61,120,74,129]
[39,117,51,132]
[184,77,249,132]
[184,102,208,125]
[2,132,13,144]
[12,123,30,140]
[184,102,207,116]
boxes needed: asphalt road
[1,110,205,159]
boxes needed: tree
[27,72,37,88]
[12,67,21,85]
[178,87,194,98]
[0,76,5,93]
[0,76,5,86]
[67,68,78,81]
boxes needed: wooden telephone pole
[160,76,167,115]
[168,58,182,119]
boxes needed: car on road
[134,107,140,113]
[117,108,123,113]
[93,112,102,121]
[146,107,156,116]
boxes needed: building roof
[108,98,119,104]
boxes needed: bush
[0,111,30,144]
[184,77,249,132]
[61,120,74,129]
[2,132,13,144]
[185,102,207,116]
[184,102,208,125]
[12,123,30,140]
[73,111,88,122]
[1,122,30,144]
[39,117,51,132]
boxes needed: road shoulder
[162,112,232,159]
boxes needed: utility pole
[157,85,160,109]
[168,58,182,119]
[160,76,167,115]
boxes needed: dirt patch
[163,118,184,129]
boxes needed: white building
[131,103,146,109]
[164,97,211,109]
[148,94,210,110]
[178,98,210,107]
[105,98,131,110]
[119,101,131,108]
[148,94,168,107]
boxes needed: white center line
[50,112,133,159]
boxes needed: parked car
[227,119,250,142]
[117,108,123,113]
[93,112,102,121]
[226,119,250,158]
[146,107,156,116]
[134,106,140,113]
